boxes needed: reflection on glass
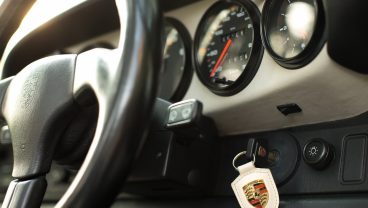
[159,25,186,100]
[267,0,317,59]
[196,4,254,88]
[286,2,316,41]
[19,0,86,33]
[198,9,231,64]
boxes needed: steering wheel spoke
[2,176,47,208]
[73,48,121,115]
[0,55,77,208]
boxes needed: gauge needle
[210,38,232,78]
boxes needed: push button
[168,110,178,123]
[181,106,192,119]
[167,101,195,125]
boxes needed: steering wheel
[0,0,162,207]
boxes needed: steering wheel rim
[0,0,162,207]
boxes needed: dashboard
[1,0,368,206]
[47,0,368,136]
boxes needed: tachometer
[194,0,263,96]
[261,0,325,68]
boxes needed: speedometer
[194,0,263,96]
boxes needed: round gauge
[194,0,263,96]
[158,18,193,102]
[262,0,326,68]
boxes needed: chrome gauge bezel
[261,0,326,69]
[193,0,264,96]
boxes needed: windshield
[20,0,86,33]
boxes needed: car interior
[0,0,367,207]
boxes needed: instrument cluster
[56,0,326,99]
[166,0,326,96]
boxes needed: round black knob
[303,139,334,170]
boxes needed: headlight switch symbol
[303,139,334,170]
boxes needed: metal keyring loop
[232,151,256,171]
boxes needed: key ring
[232,151,256,171]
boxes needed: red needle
[210,38,232,78]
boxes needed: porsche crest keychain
[231,151,279,208]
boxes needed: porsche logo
[243,180,269,208]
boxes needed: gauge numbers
[194,0,263,95]
[267,0,317,58]
[262,0,325,68]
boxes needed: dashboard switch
[303,139,334,170]
[167,99,199,126]
[166,99,217,140]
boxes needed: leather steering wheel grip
[0,0,163,207]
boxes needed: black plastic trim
[2,176,47,208]
[324,0,368,73]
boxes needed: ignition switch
[245,138,279,168]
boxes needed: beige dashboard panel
[67,0,368,136]
[167,0,368,135]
